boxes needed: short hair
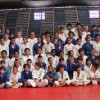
[11,37,15,41]
[68,31,75,36]
[76,23,81,27]
[92,63,99,70]
[48,57,53,61]
[68,50,73,56]
[14,51,19,54]
[45,31,50,35]
[13,67,18,70]
[77,56,83,61]
[59,65,65,70]
[78,48,84,53]
[23,64,30,69]
[76,38,81,42]
[59,58,64,62]
[92,25,97,28]
[0,60,6,64]
[75,65,81,71]
[27,59,32,62]
[67,57,74,63]
[67,23,72,27]
[59,27,64,31]
[54,31,59,35]
[35,62,41,68]
[97,25,100,28]
[24,48,30,52]
[38,55,43,59]
[1,50,7,55]
[37,47,42,50]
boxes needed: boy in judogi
[21,64,36,87]
[44,66,58,87]
[56,66,71,87]
[28,62,48,87]
[71,65,90,86]
[7,67,23,88]
[0,67,9,89]
[88,64,100,85]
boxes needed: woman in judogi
[87,64,100,85]
[28,62,48,87]
[7,67,23,88]
[56,66,71,86]
[71,65,90,86]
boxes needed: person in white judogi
[87,64,100,85]
[43,37,55,56]
[15,31,23,46]
[22,48,34,65]
[28,32,37,55]
[71,65,90,86]
[59,27,66,43]
[0,38,9,57]
[64,38,75,55]
[56,66,71,86]
[34,47,48,64]
[93,35,100,56]
[27,62,48,87]
[7,67,23,88]
[4,33,10,46]
[20,37,31,56]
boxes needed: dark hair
[45,31,50,35]
[59,27,64,31]
[14,51,19,54]
[23,64,30,69]
[59,58,64,62]
[92,63,99,70]
[24,48,30,52]
[59,65,65,70]
[0,60,6,64]
[77,56,83,61]
[68,31,75,36]
[76,23,81,27]
[86,58,91,65]
[13,67,18,70]
[76,38,81,42]
[0,67,5,71]
[35,62,41,68]
[92,25,97,28]
[68,50,73,56]
[27,59,32,62]
[1,50,7,55]
[37,47,42,50]
[67,23,72,27]
[48,57,52,61]
[38,55,43,59]
[78,48,84,53]
[75,65,81,71]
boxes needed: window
[89,10,99,18]
[34,12,45,20]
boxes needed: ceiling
[0,0,100,9]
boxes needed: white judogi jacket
[34,53,48,64]
[57,71,70,81]
[84,65,92,78]
[59,33,66,43]
[5,39,10,46]
[22,55,34,65]
[28,38,37,46]
[0,44,9,56]
[43,42,55,54]
[20,43,32,55]
[32,68,45,80]
[15,37,23,46]
[9,72,21,83]
[64,44,75,55]
[72,71,87,82]
[93,41,100,56]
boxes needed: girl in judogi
[28,62,48,87]
[56,66,71,87]
[88,64,100,85]
[7,67,23,88]
[71,65,90,86]
[0,67,9,89]
[21,64,36,87]
[84,58,92,78]
[44,66,58,87]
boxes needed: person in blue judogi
[38,55,46,70]
[9,38,19,58]
[55,39,64,56]
[0,67,9,89]
[66,57,76,79]
[33,37,44,55]
[21,64,33,87]
[44,66,58,87]
[82,37,93,56]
